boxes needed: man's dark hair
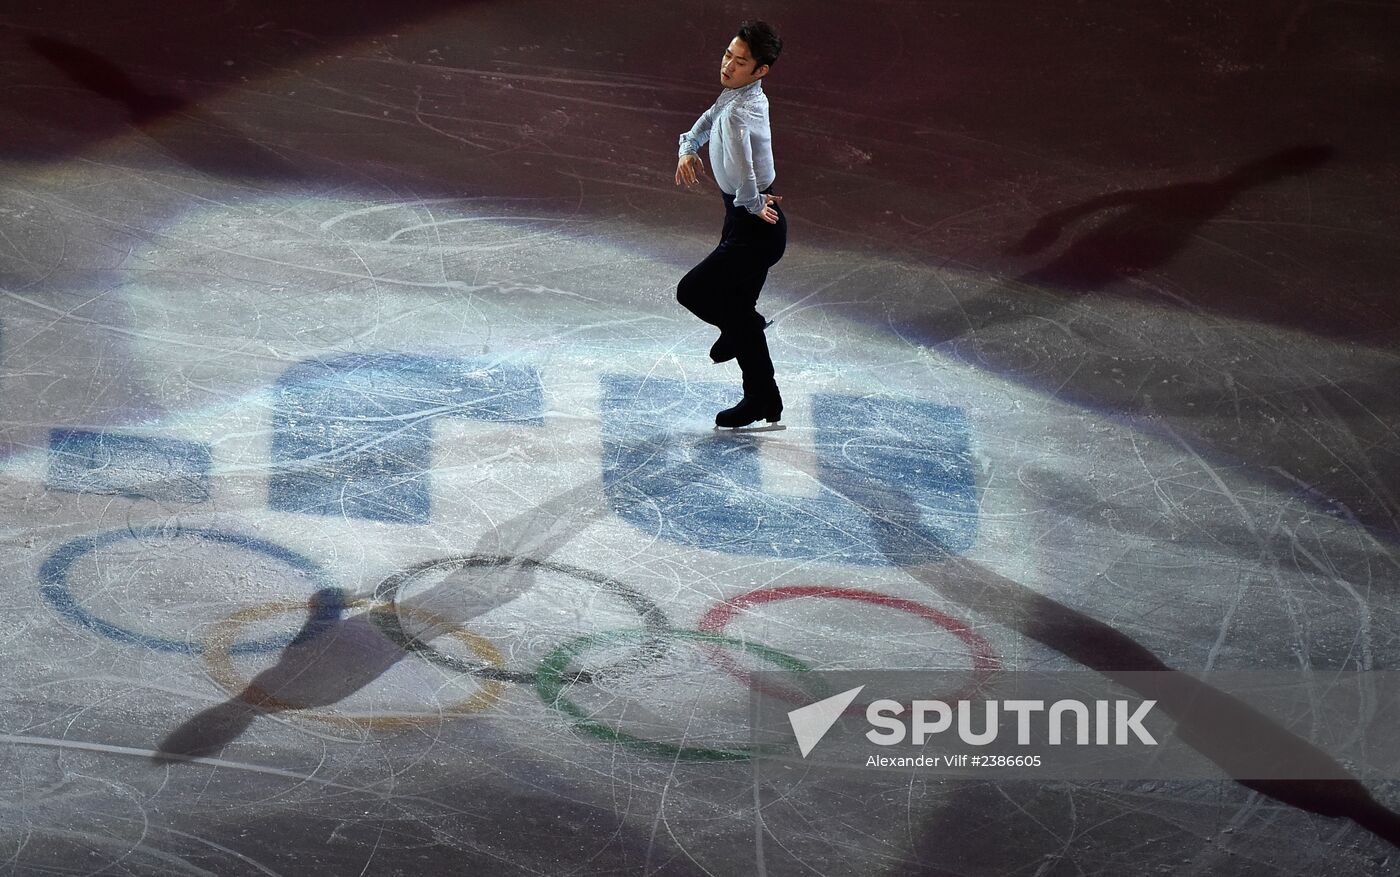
[736,20,782,71]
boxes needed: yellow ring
[203,598,506,729]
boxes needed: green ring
[536,628,823,762]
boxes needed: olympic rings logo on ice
[40,525,999,760]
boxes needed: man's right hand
[675,154,707,189]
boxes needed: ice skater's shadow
[820,469,1400,849]
[1015,145,1334,288]
[944,144,1333,339]
[153,587,408,762]
[29,36,299,179]
[154,479,618,761]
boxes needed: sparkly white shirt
[678,79,775,215]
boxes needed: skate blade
[714,422,786,433]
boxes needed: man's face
[720,37,768,89]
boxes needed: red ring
[697,586,999,706]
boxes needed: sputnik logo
[787,685,865,757]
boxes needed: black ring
[371,553,672,686]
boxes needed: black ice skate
[715,387,783,429]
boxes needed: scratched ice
[1,2,1399,875]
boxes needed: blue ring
[40,526,335,655]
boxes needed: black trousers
[676,189,787,394]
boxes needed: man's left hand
[758,194,783,224]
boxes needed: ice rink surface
[1,1,1398,874]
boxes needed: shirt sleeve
[723,109,765,214]
[678,103,717,157]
